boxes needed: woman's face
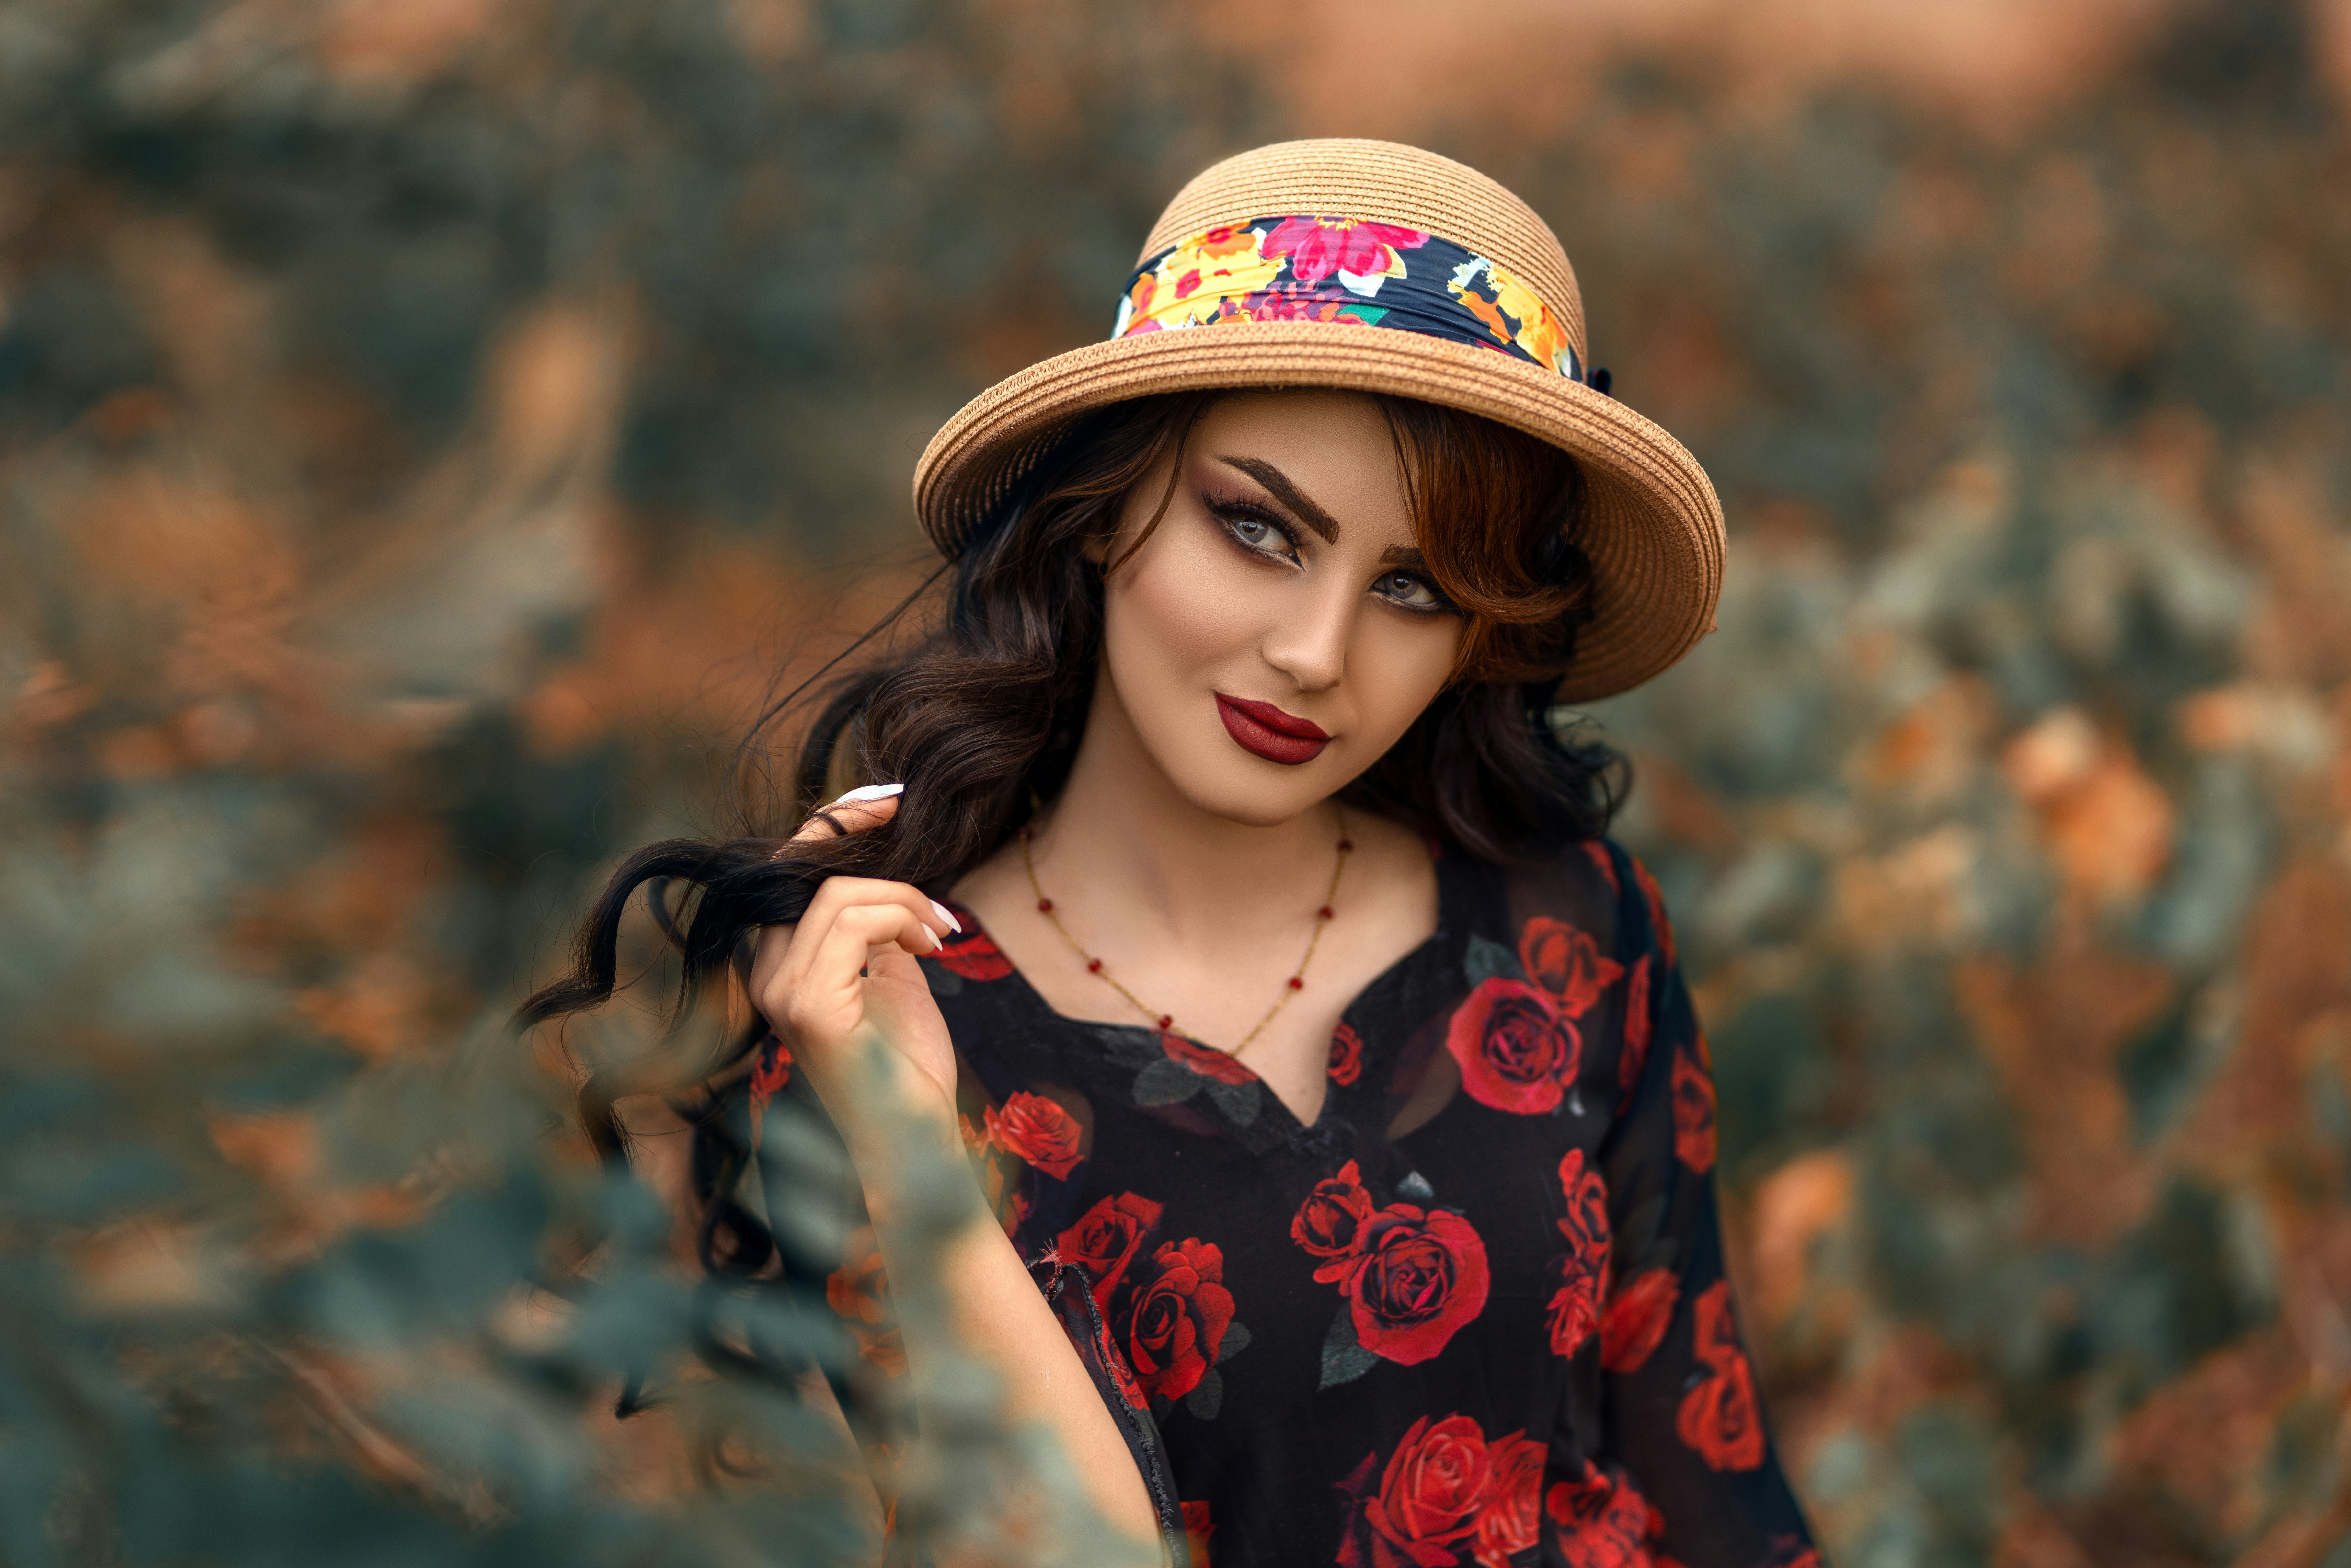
[1095,391,1466,826]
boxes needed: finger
[783,784,904,850]
[793,877,960,947]
[753,876,956,1017]
[784,905,950,1026]
[771,881,958,992]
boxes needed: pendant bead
[1022,806,1350,1058]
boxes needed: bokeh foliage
[1,0,2347,1564]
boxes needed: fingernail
[930,899,963,934]
[834,783,904,804]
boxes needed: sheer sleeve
[755,1031,1190,1567]
[1029,1254,1193,1562]
[1576,847,1821,1568]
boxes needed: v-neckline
[943,845,1473,1136]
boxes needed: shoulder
[1487,835,1678,970]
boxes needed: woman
[529,140,1818,1567]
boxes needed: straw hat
[912,138,1723,702]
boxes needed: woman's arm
[749,794,1161,1557]
[1584,845,1820,1566]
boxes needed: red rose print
[1262,216,1430,285]
[1599,1267,1679,1374]
[1336,1452,1381,1568]
[826,1226,905,1377]
[981,1090,1084,1180]
[1089,1298,1149,1410]
[1546,1461,1657,1568]
[1690,1276,1745,1368]
[1291,1160,1376,1279]
[1472,1431,1544,1568]
[1581,840,1621,894]
[1058,1191,1164,1309]
[1445,978,1581,1116]
[1548,1262,1603,1360]
[933,922,1013,981]
[1675,1349,1766,1471]
[1556,1149,1611,1261]
[1363,1414,1491,1565]
[1631,858,1676,971]
[1669,1048,1716,1173]
[1618,956,1653,1097]
[1125,1238,1236,1402]
[1518,918,1625,1018]
[1547,1148,1611,1358]
[1161,1028,1256,1085]
[1182,1499,1216,1566]
[1337,1205,1492,1366]
[746,1033,792,1148]
[1328,1022,1365,1086]
[1676,1281,1766,1471]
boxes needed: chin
[1164,748,1353,828]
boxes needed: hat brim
[912,322,1723,704]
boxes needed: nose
[1262,573,1358,694]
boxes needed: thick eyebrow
[1378,544,1428,569]
[1214,455,1341,543]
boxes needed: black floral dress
[753,836,1820,1568]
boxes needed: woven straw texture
[1141,139,1587,361]
[911,139,1725,703]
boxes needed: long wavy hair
[517,389,1626,1411]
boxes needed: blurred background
[4,0,2349,1562]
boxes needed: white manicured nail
[930,899,963,934]
[833,783,904,804]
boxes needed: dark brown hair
[516,390,1623,1406]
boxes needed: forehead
[1189,392,1411,535]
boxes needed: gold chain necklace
[1018,809,1352,1057]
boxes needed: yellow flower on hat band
[1111,213,1589,387]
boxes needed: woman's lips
[1214,692,1331,766]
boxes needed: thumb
[783,783,903,851]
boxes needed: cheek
[1105,528,1269,672]
[1345,618,1464,737]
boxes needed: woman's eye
[1377,571,1443,611]
[1213,505,1295,559]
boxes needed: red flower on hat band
[1112,213,1594,389]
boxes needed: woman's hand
[750,789,1162,1551]
[748,787,962,1139]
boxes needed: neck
[1031,677,1342,945]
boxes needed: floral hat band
[917,140,1719,702]
[1110,214,1605,391]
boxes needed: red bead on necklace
[1020,808,1353,1058]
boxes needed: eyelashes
[1198,488,1457,616]
[1200,489,1301,560]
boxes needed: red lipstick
[1215,692,1331,766]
